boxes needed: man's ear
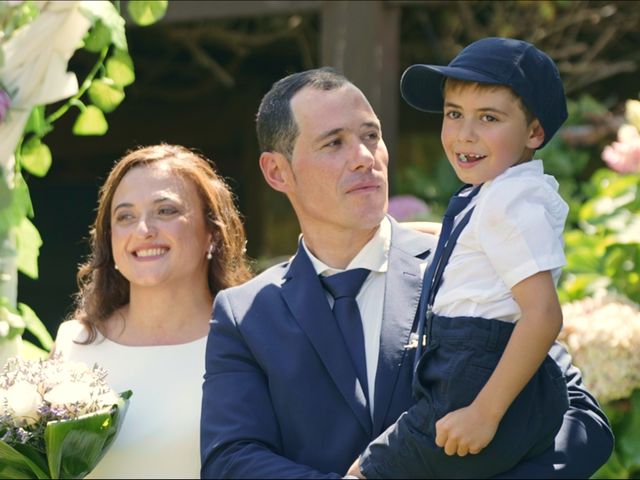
[526,120,545,150]
[259,151,292,193]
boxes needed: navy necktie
[320,268,371,400]
[414,184,482,367]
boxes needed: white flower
[97,390,121,409]
[44,381,92,408]
[6,381,43,425]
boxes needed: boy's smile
[456,152,486,165]
[441,84,544,185]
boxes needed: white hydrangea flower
[559,291,640,403]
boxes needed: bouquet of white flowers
[0,355,131,479]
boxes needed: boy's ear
[526,120,545,150]
[259,151,293,193]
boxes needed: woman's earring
[114,264,119,271]
[206,243,214,260]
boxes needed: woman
[53,144,253,478]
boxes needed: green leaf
[88,78,125,113]
[558,273,610,302]
[21,340,49,360]
[127,0,168,26]
[0,169,12,211]
[12,444,49,479]
[20,138,52,177]
[105,49,135,87]
[46,414,112,479]
[15,217,42,279]
[79,1,127,51]
[0,173,33,238]
[83,20,112,53]
[0,440,48,479]
[591,448,628,479]
[72,106,108,136]
[617,389,640,472]
[19,302,53,351]
[45,394,131,479]
[0,302,24,329]
[0,303,25,340]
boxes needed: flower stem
[45,46,109,125]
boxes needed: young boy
[350,37,571,478]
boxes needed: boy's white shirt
[434,160,568,323]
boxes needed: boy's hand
[435,404,499,456]
[346,457,366,478]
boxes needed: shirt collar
[303,216,391,277]
[475,159,543,193]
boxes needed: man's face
[282,84,389,236]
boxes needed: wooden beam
[321,1,401,191]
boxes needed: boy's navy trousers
[360,314,570,479]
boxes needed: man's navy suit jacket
[200,218,613,478]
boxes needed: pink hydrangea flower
[0,89,10,123]
[601,124,640,174]
[388,194,431,221]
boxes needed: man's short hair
[256,67,350,160]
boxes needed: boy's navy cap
[400,37,568,148]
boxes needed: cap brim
[400,64,500,112]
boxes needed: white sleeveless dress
[54,320,206,479]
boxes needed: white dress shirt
[303,216,391,415]
[434,160,568,322]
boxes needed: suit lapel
[373,219,434,434]
[281,244,372,436]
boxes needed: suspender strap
[414,205,477,371]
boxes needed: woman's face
[110,162,212,289]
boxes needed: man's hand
[435,404,499,456]
[346,457,366,479]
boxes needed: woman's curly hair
[70,144,253,343]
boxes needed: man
[200,67,613,478]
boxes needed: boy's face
[440,83,544,186]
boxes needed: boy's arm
[435,270,562,456]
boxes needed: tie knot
[320,268,370,299]
[444,194,472,218]
[443,185,482,218]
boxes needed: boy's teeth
[457,153,483,162]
